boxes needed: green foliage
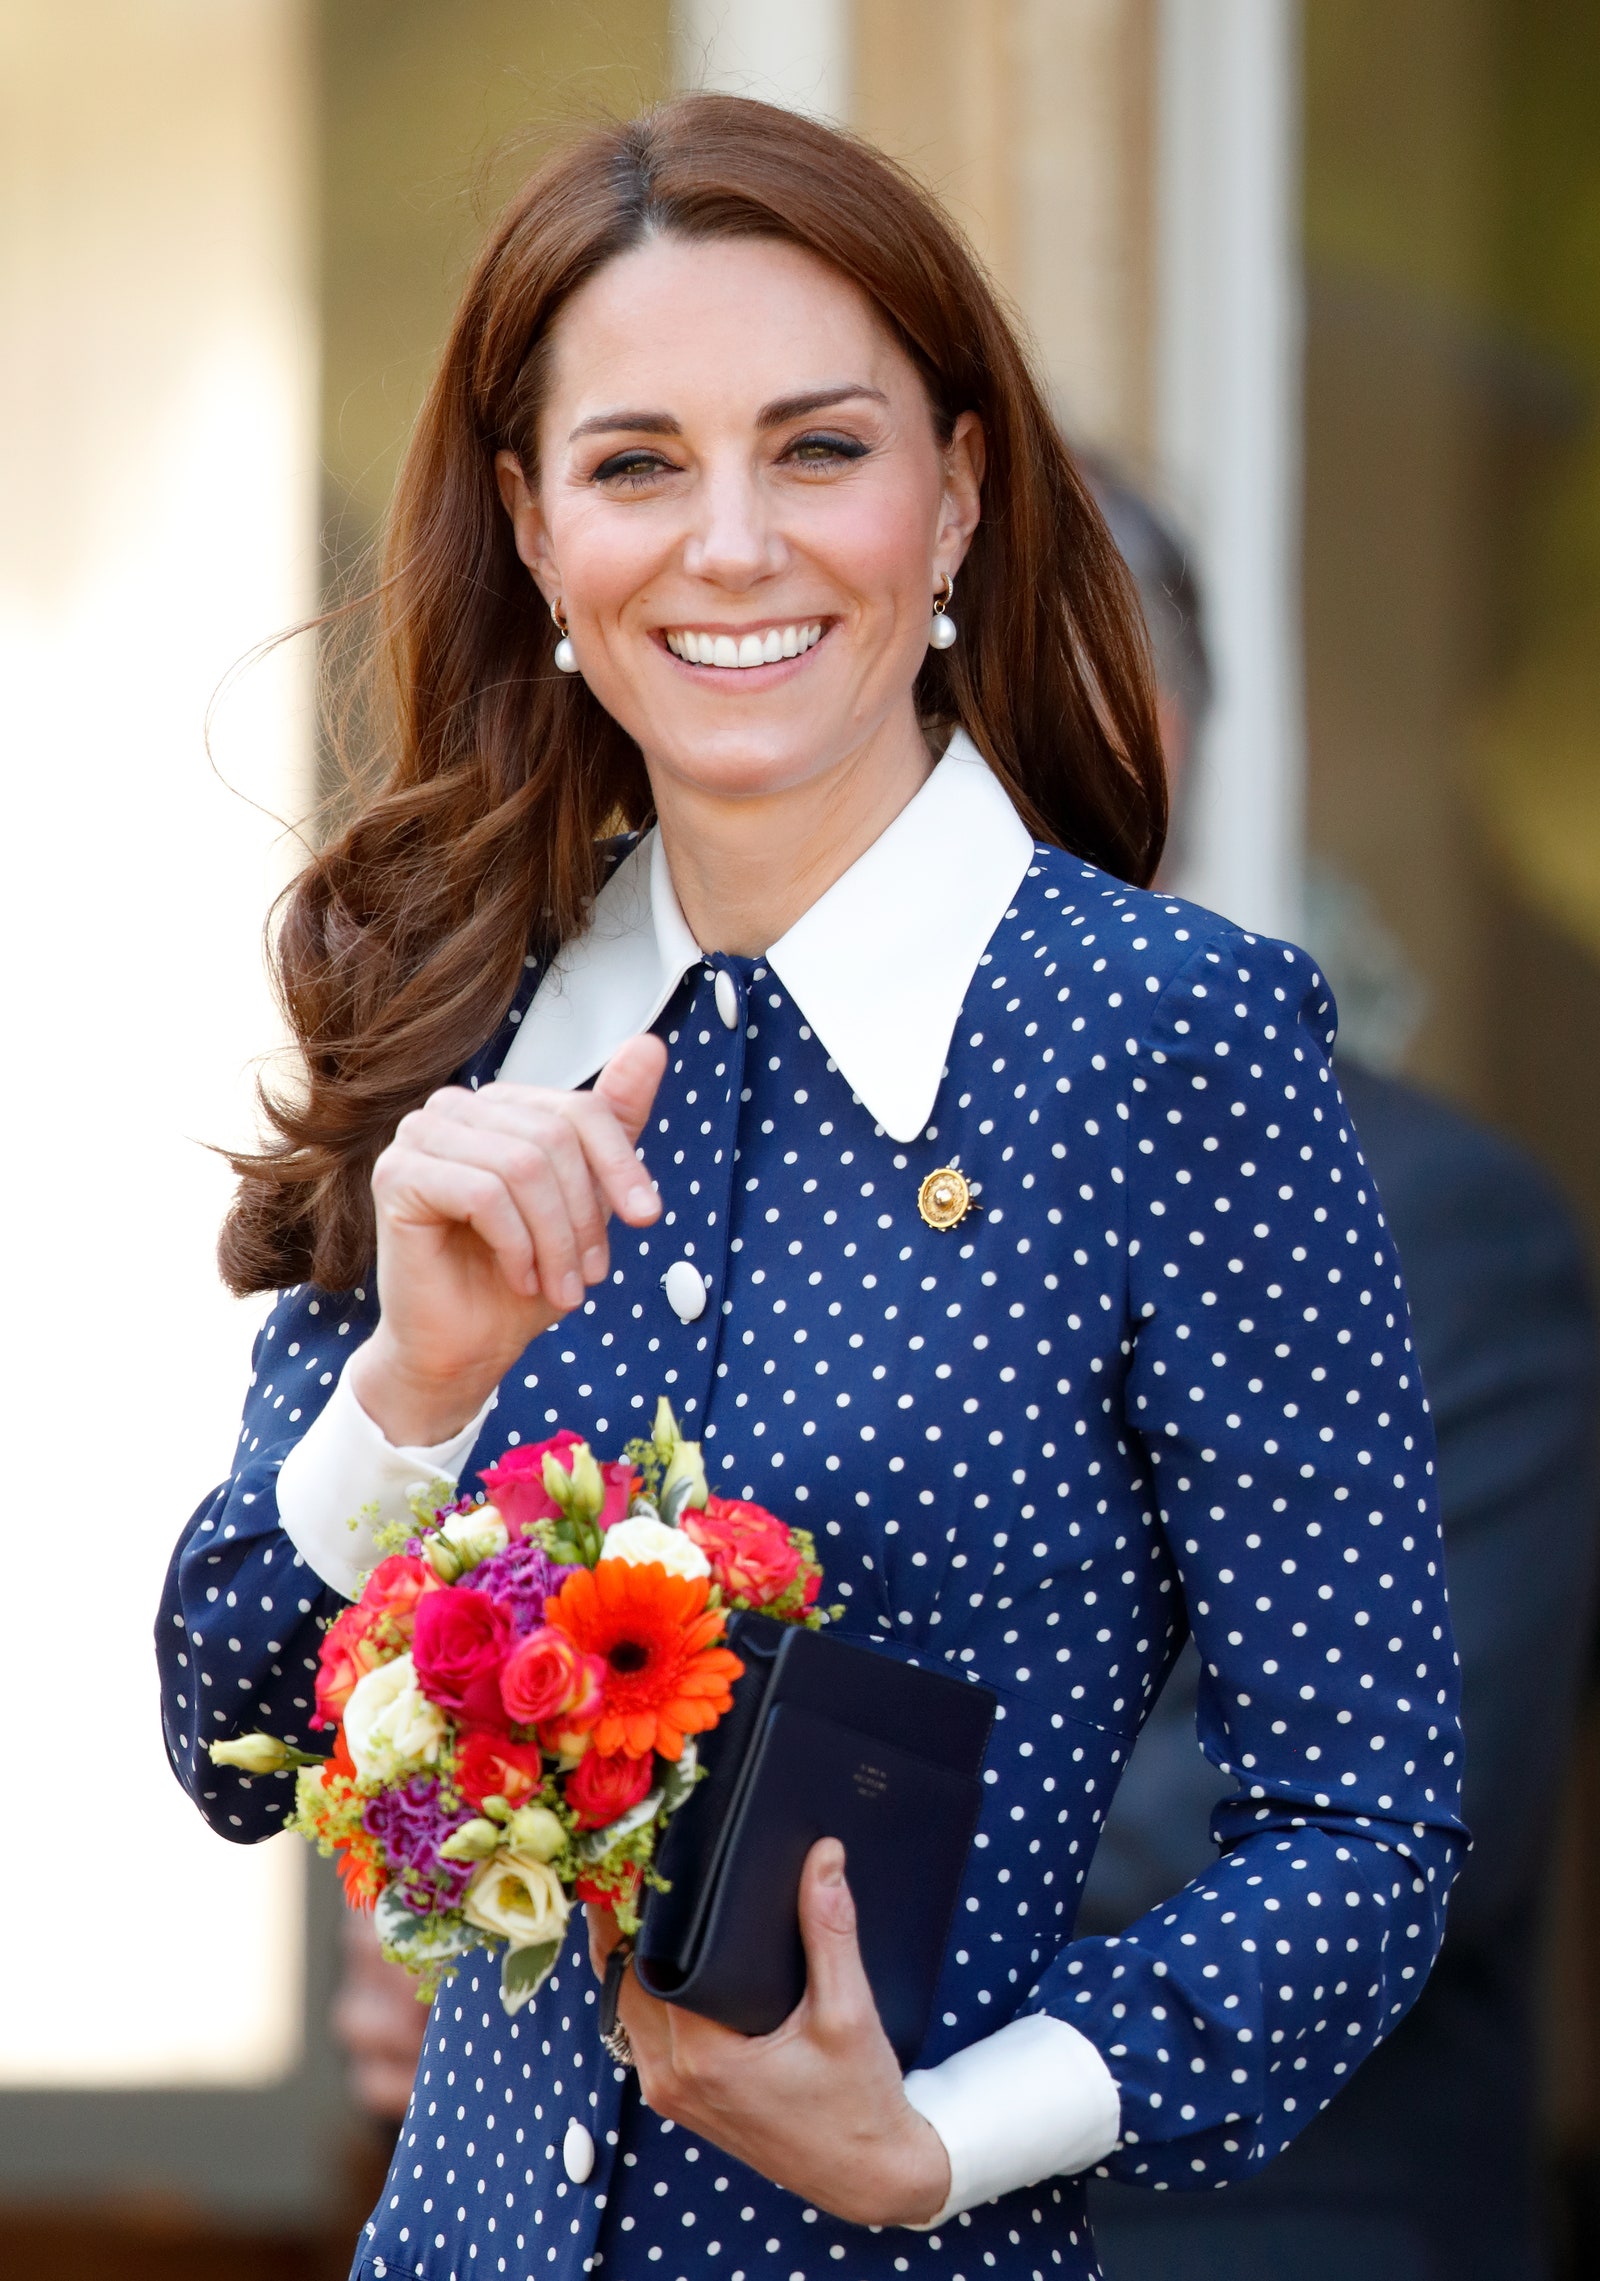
[536,1508,605,1568]
[500,1938,561,2016]
[374,1886,482,2001]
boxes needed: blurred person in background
[1080,465,1600,2281]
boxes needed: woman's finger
[585,1903,623,1979]
[397,1116,590,1306]
[615,1956,679,2098]
[424,1064,664,1232]
[792,1839,876,2042]
[374,1150,539,1298]
[593,1033,668,1148]
[427,1092,615,1278]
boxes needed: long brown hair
[221,92,1166,1298]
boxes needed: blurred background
[4,2,1600,2274]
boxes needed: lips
[664,621,825,669]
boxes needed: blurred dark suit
[1085,1063,1600,2281]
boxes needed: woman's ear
[936,411,985,582]
[494,448,559,600]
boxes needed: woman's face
[497,233,983,807]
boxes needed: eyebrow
[567,383,889,445]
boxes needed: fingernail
[561,1272,584,1308]
[583,1248,607,1282]
[628,1185,659,1218]
[819,1845,844,1886]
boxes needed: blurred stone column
[1155,0,1304,940]
[673,0,852,119]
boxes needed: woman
[159,95,1464,2281]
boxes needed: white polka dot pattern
[157,847,1465,2281]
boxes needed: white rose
[462,1852,572,1950]
[342,1652,447,1783]
[598,1512,710,1580]
[437,1502,509,1568]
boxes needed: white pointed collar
[496,728,1036,1143]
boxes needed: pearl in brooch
[917,1165,972,1230]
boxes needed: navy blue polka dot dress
[158,829,1465,2281]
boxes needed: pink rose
[500,1625,605,1730]
[566,1748,653,1831]
[411,1588,514,1729]
[479,1436,634,1535]
[681,1495,802,1607]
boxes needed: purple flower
[464,1536,577,1636]
[363,1776,475,1914]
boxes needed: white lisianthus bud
[209,1732,290,1774]
[661,1436,709,1518]
[504,1803,566,1862]
[598,1512,711,1580]
[343,1652,447,1783]
[438,1817,503,1863]
[436,1501,509,1573]
[652,1395,681,1459]
[462,1853,571,1950]
[543,1439,606,1522]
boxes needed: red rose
[680,1495,802,1607]
[565,1748,653,1831]
[411,1587,513,1728]
[314,1604,384,1727]
[455,1729,546,1810]
[479,1437,635,1535]
[500,1625,605,1729]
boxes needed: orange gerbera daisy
[542,1561,743,1760]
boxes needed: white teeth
[665,621,825,669]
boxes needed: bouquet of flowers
[209,1400,826,2015]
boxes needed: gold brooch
[917,1165,973,1231]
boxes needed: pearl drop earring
[927,572,958,651]
[550,599,579,674]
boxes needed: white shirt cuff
[275,1361,494,1600]
[901,2012,1121,2225]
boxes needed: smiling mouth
[663,621,826,669]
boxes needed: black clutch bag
[633,1614,995,2066]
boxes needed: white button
[714,968,740,1029]
[563,2119,595,2183]
[664,1260,708,1322]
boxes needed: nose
[681,457,787,591]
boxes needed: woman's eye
[785,431,870,467]
[592,449,674,487]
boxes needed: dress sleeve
[1025,925,1468,2190]
[155,1278,380,1843]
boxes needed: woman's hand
[587,1840,951,2228]
[349,1034,667,1446]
